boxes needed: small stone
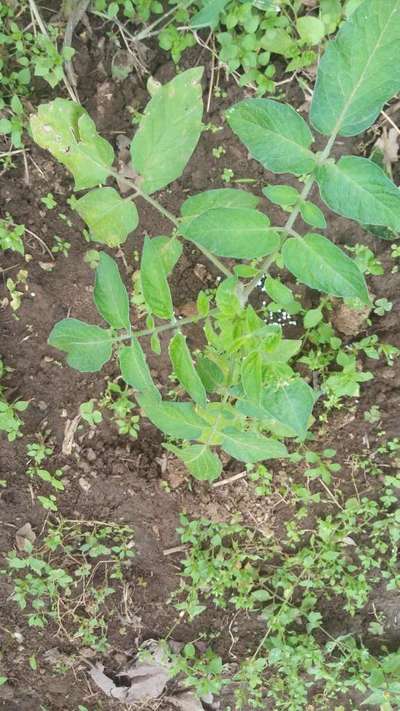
[165,461,186,489]
[16,522,36,551]
[332,301,371,336]
[194,263,208,282]
[80,647,97,658]
[381,367,396,380]
[37,400,48,412]
[86,448,97,462]
[79,477,91,492]
[111,462,125,476]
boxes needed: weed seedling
[0,359,28,441]
[5,519,135,650]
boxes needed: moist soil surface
[1,9,400,711]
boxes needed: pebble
[79,477,91,492]
[86,448,97,462]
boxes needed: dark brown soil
[1,8,400,711]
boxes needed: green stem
[115,308,217,343]
[112,170,233,279]
[243,133,337,302]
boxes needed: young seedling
[31,0,400,483]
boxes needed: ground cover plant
[93,0,361,94]
[0,0,361,171]
[1,0,400,709]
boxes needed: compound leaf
[141,236,173,320]
[262,379,315,439]
[75,188,138,247]
[137,396,207,440]
[94,253,130,329]
[131,68,204,194]
[181,207,279,259]
[227,99,316,175]
[221,429,288,464]
[119,340,160,399]
[282,233,369,303]
[317,156,400,233]
[30,99,114,190]
[311,0,400,136]
[48,319,112,372]
[169,332,207,406]
[165,443,222,481]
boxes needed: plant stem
[243,133,338,302]
[115,308,217,343]
[243,174,315,301]
[112,170,233,279]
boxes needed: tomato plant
[31,0,400,482]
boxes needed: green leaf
[304,308,323,329]
[262,379,315,439]
[30,99,114,190]
[131,68,204,194]
[320,0,342,33]
[260,27,296,55]
[196,356,224,393]
[48,319,112,372]
[169,332,207,406]
[75,188,138,247]
[226,99,316,175]
[263,339,302,363]
[264,276,301,311]
[190,0,229,28]
[221,429,288,463]
[151,236,182,275]
[310,0,400,136]
[263,185,299,207]
[0,118,12,134]
[181,207,279,259]
[165,443,222,481]
[137,396,207,440]
[141,236,173,319]
[300,201,327,229]
[94,253,130,328]
[119,340,160,399]
[317,156,400,232]
[241,352,263,405]
[181,188,259,220]
[282,233,369,303]
[296,16,325,45]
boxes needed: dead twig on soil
[24,226,55,259]
[380,109,400,136]
[62,0,91,96]
[163,545,189,556]
[212,470,247,488]
[62,414,81,455]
